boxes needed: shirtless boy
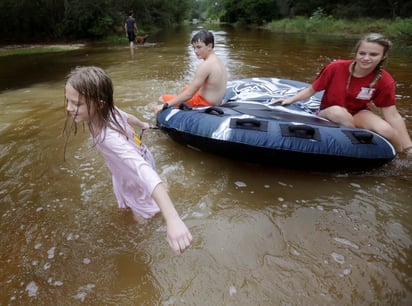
[155,30,227,113]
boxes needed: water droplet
[235,181,247,188]
[229,285,237,296]
[25,281,38,297]
[331,252,345,264]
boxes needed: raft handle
[230,118,268,131]
[205,106,225,115]
[288,125,315,136]
[352,131,373,143]
[343,130,375,144]
[179,102,193,111]
[280,124,321,141]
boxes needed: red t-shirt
[312,60,395,115]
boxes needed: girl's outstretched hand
[166,216,193,255]
[141,122,150,130]
[151,183,192,255]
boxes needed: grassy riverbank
[0,44,85,57]
[263,16,412,44]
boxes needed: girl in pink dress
[281,33,412,154]
[63,66,192,254]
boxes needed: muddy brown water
[1,25,411,305]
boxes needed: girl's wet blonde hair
[63,66,128,158]
[347,33,393,90]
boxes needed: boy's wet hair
[191,30,214,48]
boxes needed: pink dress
[94,108,161,218]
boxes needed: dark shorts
[127,31,135,42]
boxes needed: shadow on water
[1,24,412,305]
[0,50,84,92]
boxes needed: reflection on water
[1,25,412,305]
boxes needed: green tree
[0,0,192,42]
[197,0,226,21]
[285,0,411,19]
[0,0,65,42]
[222,0,280,25]
[60,0,120,38]
[129,0,192,29]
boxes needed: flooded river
[1,25,411,305]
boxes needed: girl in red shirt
[281,33,412,154]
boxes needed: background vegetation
[0,0,411,44]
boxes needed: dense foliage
[0,0,192,42]
[0,0,410,43]
[276,0,412,19]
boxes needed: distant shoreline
[0,44,85,56]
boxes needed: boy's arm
[159,63,210,109]
[151,183,193,255]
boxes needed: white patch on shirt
[356,87,375,100]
